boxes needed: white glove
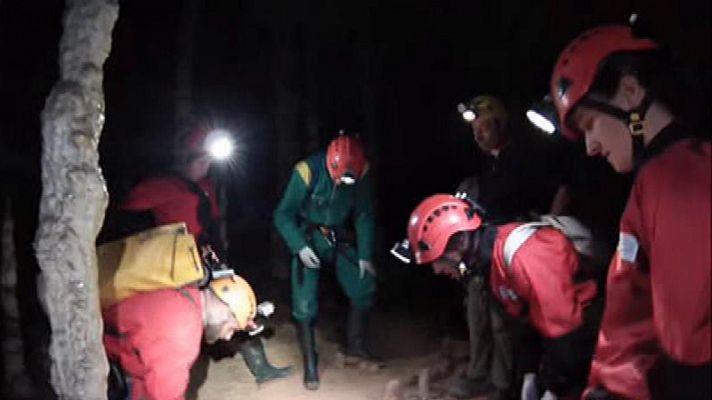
[358,260,376,279]
[521,373,538,400]
[298,246,321,268]
[541,390,558,400]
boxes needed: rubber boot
[296,321,319,390]
[345,307,382,365]
[239,336,293,384]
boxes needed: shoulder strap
[540,215,594,257]
[502,222,551,268]
[177,287,199,308]
[173,173,219,249]
[307,152,323,189]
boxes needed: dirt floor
[189,308,485,400]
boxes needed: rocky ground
[189,307,486,400]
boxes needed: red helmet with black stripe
[407,194,483,264]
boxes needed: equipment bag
[503,215,596,268]
[97,222,205,308]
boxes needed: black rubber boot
[346,307,368,358]
[239,336,293,384]
[345,307,381,363]
[296,321,319,390]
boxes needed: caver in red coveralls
[121,175,221,252]
[489,223,598,396]
[102,177,216,399]
[399,194,599,397]
[103,287,204,400]
[111,171,291,391]
[586,135,711,400]
[540,25,712,399]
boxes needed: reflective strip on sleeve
[618,232,640,263]
[503,222,551,268]
[295,161,312,185]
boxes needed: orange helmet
[326,135,367,184]
[209,272,257,330]
[550,25,658,140]
[407,194,483,264]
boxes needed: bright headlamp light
[526,96,559,135]
[457,102,478,122]
[339,171,356,185]
[205,129,235,160]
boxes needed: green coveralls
[273,153,375,322]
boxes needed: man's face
[203,301,239,344]
[431,250,463,280]
[186,154,212,182]
[567,74,647,174]
[470,118,504,153]
[569,106,633,173]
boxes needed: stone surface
[35,1,118,398]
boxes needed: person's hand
[358,260,376,279]
[298,246,321,268]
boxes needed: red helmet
[326,135,367,183]
[550,25,658,140]
[407,194,483,264]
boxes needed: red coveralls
[490,223,597,338]
[103,175,219,399]
[586,138,711,399]
[489,223,598,395]
[121,175,219,239]
[103,287,204,400]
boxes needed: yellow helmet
[209,271,257,330]
[457,95,508,123]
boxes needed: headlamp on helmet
[185,128,236,162]
[457,95,508,125]
[393,193,485,266]
[390,238,413,264]
[526,96,559,135]
[339,172,357,185]
[205,129,235,161]
[457,102,478,122]
[326,134,367,184]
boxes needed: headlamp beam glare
[526,109,556,135]
[457,102,477,123]
[205,129,235,160]
[462,110,477,122]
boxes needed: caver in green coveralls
[275,135,379,390]
[273,152,375,322]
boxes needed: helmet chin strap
[580,93,654,169]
